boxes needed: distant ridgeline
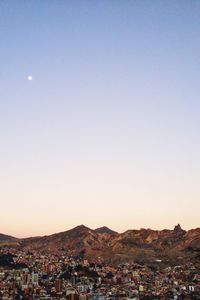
[0,224,200,266]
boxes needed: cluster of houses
[0,248,200,299]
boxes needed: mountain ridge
[1,224,200,266]
[0,233,18,245]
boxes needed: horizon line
[1,223,200,239]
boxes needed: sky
[0,1,200,237]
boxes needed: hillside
[12,224,199,266]
[1,225,199,266]
[0,233,18,245]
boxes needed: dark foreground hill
[12,224,200,266]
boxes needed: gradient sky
[1,1,200,237]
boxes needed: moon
[27,75,33,81]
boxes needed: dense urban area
[0,247,200,300]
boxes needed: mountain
[94,226,118,235]
[3,224,200,266]
[19,225,113,257]
[107,225,200,264]
[0,233,18,244]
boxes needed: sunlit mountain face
[1,225,200,266]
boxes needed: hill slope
[0,225,200,264]
[3,224,200,265]
[0,233,18,245]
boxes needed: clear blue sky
[1,1,200,237]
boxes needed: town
[0,248,200,300]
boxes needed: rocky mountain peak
[174,224,183,232]
[173,224,186,235]
[95,226,118,235]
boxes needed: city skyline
[1,1,200,237]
